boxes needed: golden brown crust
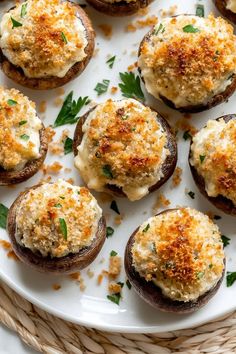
[124,209,225,314]
[73,104,177,198]
[0,3,95,90]
[189,114,236,215]
[214,0,236,24]
[7,184,106,274]
[86,0,151,16]
[0,124,48,185]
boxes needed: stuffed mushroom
[138,14,236,113]
[189,115,236,215]
[0,0,95,90]
[7,179,106,273]
[0,87,47,185]
[73,98,177,201]
[125,208,225,313]
[86,0,151,17]
[214,0,236,24]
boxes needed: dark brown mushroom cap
[124,209,225,314]
[0,2,95,90]
[73,102,177,198]
[7,185,106,274]
[138,16,236,113]
[86,0,151,16]
[0,124,48,185]
[214,0,236,24]
[189,114,236,215]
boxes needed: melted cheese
[74,99,170,201]
[0,0,88,78]
[132,208,224,302]
[138,15,236,108]
[226,0,236,13]
[190,118,236,205]
[15,179,102,258]
[0,87,42,171]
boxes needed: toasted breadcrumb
[108,282,122,294]
[97,273,103,285]
[39,101,47,113]
[87,269,94,278]
[93,48,100,57]
[175,119,198,136]
[206,211,214,220]
[137,7,149,16]
[125,24,136,32]
[64,168,72,173]
[153,193,170,214]
[66,178,74,185]
[0,240,11,250]
[54,97,63,107]
[125,16,158,32]
[128,62,138,71]
[52,284,61,291]
[98,193,113,203]
[114,215,123,225]
[171,167,182,188]
[69,272,81,281]
[160,5,178,17]
[42,161,63,175]
[49,143,64,156]
[110,86,118,94]
[98,24,112,39]
[109,255,121,279]
[7,250,19,261]
[56,88,65,96]
[45,126,56,143]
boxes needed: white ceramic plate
[0,0,236,334]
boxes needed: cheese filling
[226,0,236,13]
[0,0,88,78]
[0,87,42,171]
[138,15,236,108]
[132,208,224,302]
[15,180,102,258]
[74,99,170,201]
[190,118,236,205]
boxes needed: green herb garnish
[106,226,114,238]
[20,134,30,141]
[142,224,150,233]
[214,215,221,220]
[59,196,65,200]
[110,250,117,257]
[188,191,195,199]
[183,24,200,33]
[154,23,165,35]
[107,293,121,305]
[117,281,124,288]
[199,155,205,163]
[54,203,62,208]
[94,79,110,95]
[119,72,144,101]
[126,279,132,289]
[59,218,67,240]
[196,4,204,17]
[183,130,192,140]
[61,32,68,44]
[106,55,116,69]
[227,272,236,287]
[21,3,27,18]
[64,137,73,155]
[7,99,17,106]
[53,91,90,127]
[0,204,8,229]
[11,17,23,29]
[209,264,213,269]
[102,165,113,179]
[197,271,204,279]
[221,235,230,247]
[110,200,120,215]
[19,120,27,126]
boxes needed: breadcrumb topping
[74,99,170,201]
[132,208,224,302]
[226,0,236,13]
[15,179,102,258]
[139,15,236,108]
[0,87,42,171]
[190,118,236,206]
[0,0,88,78]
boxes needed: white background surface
[0,325,38,353]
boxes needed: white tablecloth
[0,325,38,353]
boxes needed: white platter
[0,0,236,334]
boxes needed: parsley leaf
[183,24,200,33]
[0,204,8,229]
[61,32,68,44]
[20,134,30,141]
[227,272,236,287]
[11,17,22,29]
[102,165,113,179]
[154,23,165,35]
[183,130,192,140]
[53,91,90,127]
[106,55,116,69]
[221,235,230,248]
[142,224,150,233]
[106,226,114,238]
[59,218,67,240]
[214,215,221,220]
[21,3,27,18]
[196,4,204,17]
[94,79,110,95]
[199,155,205,163]
[19,120,27,126]
[126,279,132,289]
[119,72,144,101]
[7,99,17,106]
[188,191,195,199]
[107,293,121,305]
[64,137,73,155]
[110,250,117,257]
[110,200,120,215]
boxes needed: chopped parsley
[19,120,27,126]
[7,99,17,106]
[199,155,205,163]
[20,134,30,141]
[227,272,236,287]
[151,242,156,253]
[59,218,67,241]
[106,55,116,69]
[214,215,221,220]
[183,24,200,33]
[183,130,192,140]
[64,137,73,155]
[142,223,150,233]
[0,204,9,229]
[102,165,113,179]
[107,293,121,305]
[196,4,204,17]
[221,235,230,248]
[117,281,124,288]
[154,23,165,35]
[126,279,132,289]
[53,91,90,127]
[110,250,117,257]
[61,32,68,44]
[54,203,62,208]
[21,3,27,18]
[119,72,144,101]
[11,17,23,29]
[188,191,195,199]
[106,226,114,238]
[59,196,65,199]
[94,79,110,95]
[110,200,120,215]
[197,271,204,279]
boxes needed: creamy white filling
[226,0,236,13]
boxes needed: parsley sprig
[119,72,144,101]
[64,137,73,155]
[0,204,8,229]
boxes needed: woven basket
[1,280,236,353]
